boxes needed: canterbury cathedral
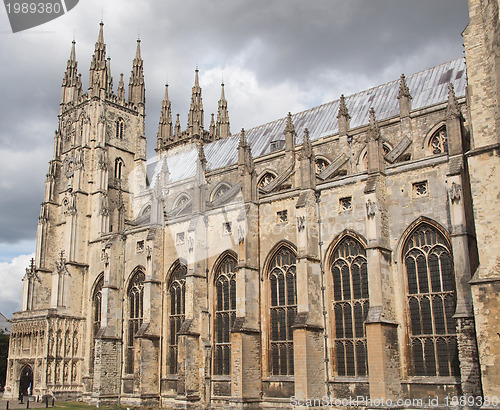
[5,0,500,407]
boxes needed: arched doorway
[19,365,33,396]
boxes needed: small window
[114,158,124,180]
[315,158,330,174]
[270,140,285,152]
[258,172,276,189]
[136,240,144,253]
[176,232,185,245]
[339,197,352,212]
[116,119,124,139]
[413,181,428,197]
[430,126,448,155]
[223,222,232,235]
[277,210,288,224]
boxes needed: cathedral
[4,0,500,408]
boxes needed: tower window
[269,246,296,376]
[168,262,186,374]
[404,223,459,377]
[214,255,237,376]
[91,275,103,372]
[126,270,145,374]
[330,236,369,377]
[116,118,124,139]
[114,158,124,180]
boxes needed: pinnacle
[135,38,142,60]
[97,21,104,45]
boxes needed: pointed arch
[210,181,232,202]
[114,157,124,179]
[401,219,458,377]
[257,170,277,189]
[266,241,297,376]
[422,121,447,153]
[165,259,187,374]
[212,251,238,376]
[328,233,369,377]
[325,230,367,267]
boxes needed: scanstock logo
[4,0,79,33]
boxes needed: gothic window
[330,236,369,377]
[430,126,448,155]
[114,158,124,180]
[212,183,231,200]
[258,172,276,189]
[404,223,459,377]
[116,118,124,139]
[214,254,237,376]
[126,270,145,374]
[269,246,297,376]
[168,262,186,374]
[315,157,330,174]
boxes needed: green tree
[0,330,9,390]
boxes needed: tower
[5,22,147,400]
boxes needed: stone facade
[5,2,500,407]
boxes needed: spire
[187,68,204,137]
[238,128,255,176]
[117,73,125,102]
[216,82,230,139]
[128,38,145,106]
[61,40,79,104]
[285,112,295,134]
[89,22,107,95]
[284,112,296,154]
[210,113,216,138]
[397,74,411,100]
[337,94,351,136]
[367,107,381,141]
[106,56,113,94]
[397,74,412,117]
[174,113,181,139]
[156,83,173,151]
[446,82,461,119]
[299,128,313,160]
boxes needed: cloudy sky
[0,0,469,316]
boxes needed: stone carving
[297,216,306,232]
[450,182,461,203]
[366,199,377,218]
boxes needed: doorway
[19,365,33,396]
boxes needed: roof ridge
[234,56,465,137]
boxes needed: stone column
[363,109,402,401]
[231,203,261,405]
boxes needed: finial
[367,107,380,140]
[446,82,460,118]
[338,94,350,119]
[397,73,411,100]
[239,128,247,148]
[284,112,295,134]
[300,128,313,160]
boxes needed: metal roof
[147,58,466,186]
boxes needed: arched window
[116,118,124,139]
[269,246,296,376]
[330,236,369,377]
[90,275,102,373]
[211,183,231,201]
[168,262,186,374]
[126,270,145,374]
[429,126,448,155]
[214,254,237,375]
[258,172,276,189]
[404,223,458,377]
[114,158,124,180]
[315,157,330,174]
